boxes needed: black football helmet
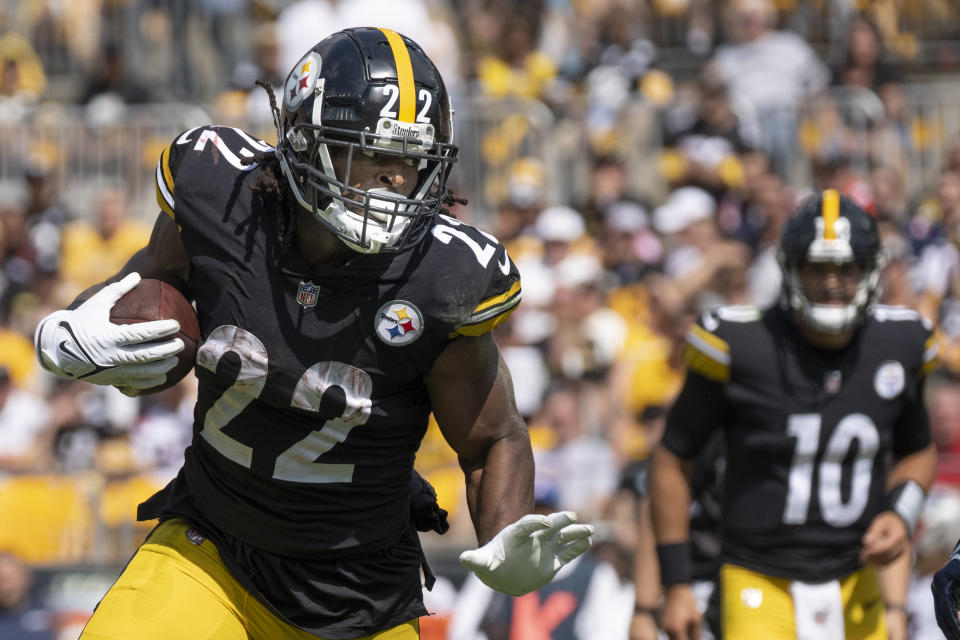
[777,189,885,334]
[276,27,458,253]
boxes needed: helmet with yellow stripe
[276,27,458,254]
[777,189,884,334]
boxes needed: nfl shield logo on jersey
[823,370,842,395]
[375,300,424,346]
[296,281,319,309]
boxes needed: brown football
[109,278,200,395]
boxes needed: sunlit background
[1,0,960,638]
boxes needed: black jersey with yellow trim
[663,304,935,581]
[150,127,521,558]
[146,125,521,556]
[144,126,522,635]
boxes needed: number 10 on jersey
[783,413,879,527]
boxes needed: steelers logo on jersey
[375,300,423,346]
[285,52,322,109]
[874,360,906,399]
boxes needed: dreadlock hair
[443,191,468,209]
[241,80,297,247]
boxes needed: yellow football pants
[80,518,420,640]
[721,563,885,640]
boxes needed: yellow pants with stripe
[720,563,885,640]
[80,518,420,640]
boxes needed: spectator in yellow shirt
[59,189,150,296]
[475,12,557,101]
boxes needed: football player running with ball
[649,190,938,640]
[33,28,593,640]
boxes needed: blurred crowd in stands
[2,0,960,638]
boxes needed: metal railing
[795,82,960,194]
[3,84,960,225]
[0,102,211,218]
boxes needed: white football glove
[459,511,595,596]
[34,272,184,391]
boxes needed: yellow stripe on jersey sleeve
[472,280,522,317]
[684,324,731,382]
[452,280,522,337]
[921,331,940,375]
[155,144,176,221]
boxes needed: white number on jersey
[431,216,498,268]
[196,324,373,484]
[191,128,272,172]
[782,413,879,526]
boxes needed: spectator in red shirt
[927,369,960,488]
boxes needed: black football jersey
[144,126,522,635]
[662,304,936,581]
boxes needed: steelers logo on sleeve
[375,300,424,346]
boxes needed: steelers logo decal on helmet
[874,360,905,399]
[284,52,322,110]
[275,27,458,255]
[375,300,424,346]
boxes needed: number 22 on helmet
[276,27,459,254]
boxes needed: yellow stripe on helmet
[378,28,416,123]
[821,188,840,241]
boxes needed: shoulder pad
[429,215,522,337]
[155,126,273,223]
[685,311,731,382]
[870,306,939,375]
[871,305,934,329]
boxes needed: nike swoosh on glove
[459,511,594,596]
[34,272,184,391]
[932,542,960,640]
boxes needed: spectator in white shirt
[0,366,52,474]
[710,0,828,179]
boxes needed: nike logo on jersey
[498,251,511,275]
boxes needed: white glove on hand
[459,511,595,596]
[34,272,184,391]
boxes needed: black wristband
[634,603,660,616]
[884,602,907,614]
[656,542,692,586]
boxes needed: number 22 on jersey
[196,325,373,484]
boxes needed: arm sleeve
[892,375,932,457]
[450,240,521,338]
[892,329,938,456]
[661,370,729,460]
[154,128,197,222]
[661,312,732,458]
